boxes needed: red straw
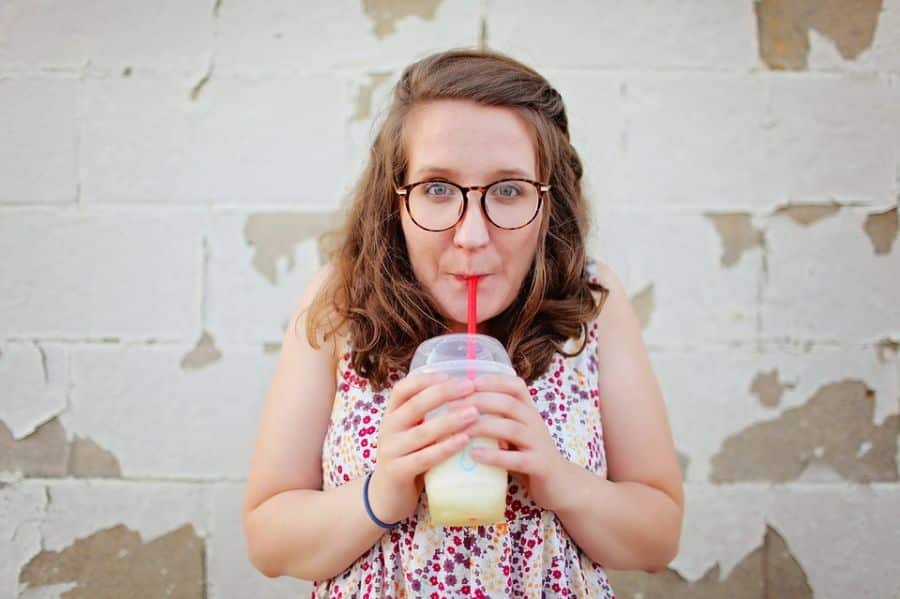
[466,276,479,379]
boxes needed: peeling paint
[19,524,204,598]
[180,331,223,370]
[244,212,339,284]
[608,525,810,598]
[773,202,841,226]
[863,205,898,255]
[362,0,443,38]
[750,369,795,408]
[1,418,123,479]
[69,436,122,478]
[629,284,655,330]
[0,418,69,477]
[755,0,882,70]
[711,380,899,483]
[354,73,391,121]
[704,213,764,268]
[0,342,67,440]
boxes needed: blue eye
[492,183,523,198]
[425,182,453,195]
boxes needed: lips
[451,273,490,281]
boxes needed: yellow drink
[425,436,507,526]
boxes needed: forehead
[404,99,538,181]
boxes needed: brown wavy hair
[304,49,608,391]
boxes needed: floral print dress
[312,261,615,599]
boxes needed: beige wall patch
[755,0,882,70]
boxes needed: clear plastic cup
[408,333,515,527]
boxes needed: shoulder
[584,257,626,314]
[292,261,347,364]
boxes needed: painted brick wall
[1,1,898,597]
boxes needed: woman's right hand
[367,373,479,524]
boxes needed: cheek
[400,215,444,279]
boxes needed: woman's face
[400,99,544,333]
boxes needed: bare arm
[241,264,479,581]
[553,262,684,572]
[241,265,389,581]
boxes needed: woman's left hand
[460,374,571,513]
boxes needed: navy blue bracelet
[363,471,401,530]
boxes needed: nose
[453,189,490,249]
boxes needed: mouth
[451,273,491,282]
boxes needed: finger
[395,431,471,478]
[462,414,530,448]
[395,406,480,455]
[469,446,529,473]
[465,391,530,423]
[386,372,450,412]
[394,378,475,429]
[473,374,530,401]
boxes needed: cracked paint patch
[773,202,841,226]
[180,331,223,370]
[704,213,764,268]
[608,525,811,598]
[750,369,795,408]
[629,284,655,330]
[362,0,443,38]
[1,418,69,477]
[710,380,899,483]
[1,418,121,479]
[0,342,67,440]
[354,73,391,121]
[863,205,898,255]
[69,437,122,478]
[755,0,883,70]
[244,212,340,284]
[19,523,204,598]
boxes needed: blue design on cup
[459,440,477,472]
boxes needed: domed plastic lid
[409,334,515,377]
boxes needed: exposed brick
[651,345,898,483]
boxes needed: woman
[242,49,683,598]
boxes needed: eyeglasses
[396,178,550,232]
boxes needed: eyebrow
[411,166,533,180]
